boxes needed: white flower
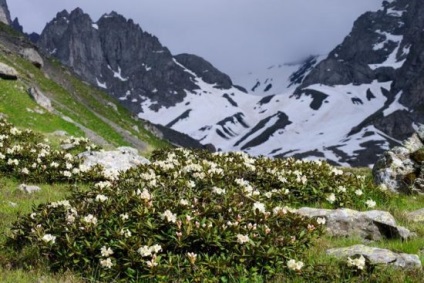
[161,210,177,223]
[365,199,376,208]
[236,234,250,244]
[252,202,266,214]
[120,228,132,238]
[379,184,388,191]
[138,245,152,257]
[326,193,336,204]
[50,162,60,168]
[100,246,114,257]
[95,181,112,189]
[316,217,326,225]
[41,234,56,244]
[137,188,151,201]
[62,170,72,178]
[337,186,347,193]
[331,168,343,175]
[150,244,162,253]
[100,257,113,268]
[355,189,363,196]
[21,168,29,175]
[187,252,197,264]
[95,194,108,202]
[120,213,129,221]
[83,214,98,225]
[287,259,304,271]
[347,255,366,270]
[179,199,189,206]
[212,186,226,195]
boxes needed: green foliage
[6,144,390,282]
[0,117,104,183]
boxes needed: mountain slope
[0,21,169,156]
[35,0,424,167]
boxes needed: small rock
[0,62,18,80]
[78,146,150,172]
[107,102,118,112]
[52,130,68,137]
[9,201,17,207]
[327,245,422,269]
[20,48,44,69]
[18,184,41,194]
[405,208,424,223]
[296,207,414,241]
[28,87,53,112]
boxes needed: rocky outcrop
[78,147,150,173]
[296,207,414,241]
[373,125,424,194]
[28,87,53,112]
[38,9,237,112]
[11,17,40,43]
[0,0,11,25]
[327,245,422,269]
[296,0,424,143]
[18,184,41,194]
[0,62,18,80]
[405,208,424,223]
[20,48,44,68]
[174,53,233,89]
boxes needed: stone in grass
[79,147,150,172]
[18,184,41,194]
[0,62,18,80]
[405,208,424,223]
[327,245,422,269]
[296,207,415,241]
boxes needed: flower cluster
[8,147,387,282]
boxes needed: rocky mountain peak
[38,7,239,113]
[0,0,11,25]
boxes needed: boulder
[373,131,424,194]
[28,87,53,112]
[296,207,414,241]
[327,245,422,269]
[0,62,18,80]
[20,48,44,69]
[78,147,150,172]
[405,208,424,223]
[18,184,41,194]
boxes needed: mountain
[11,17,40,43]
[0,0,11,25]
[0,20,169,156]
[36,0,424,167]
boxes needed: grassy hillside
[0,23,169,157]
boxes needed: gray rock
[28,87,53,112]
[0,62,18,80]
[18,184,41,194]
[107,102,118,112]
[0,0,11,25]
[20,48,44,69]
[78,146,150,172]
[405,208,424,223]
[417,125,424,143]
[296,207,414,241]
[327,245,422,269]
[52,130,68,137]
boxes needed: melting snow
[108,65,129,81]
[96,78,107,89]
[383,91,408,116]
[92,23,99,30]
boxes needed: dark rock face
[38,9,236,111]
[11,17,40,43]
[174,53,233,89]
[0,0,11,25]
[297,0,424,143]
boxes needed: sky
[8,0,383,80]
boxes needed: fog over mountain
[8,0,382,79]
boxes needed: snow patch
[108,65,129,81]
[92,23,99,30]
[96,78,107,89]
[383,91,408,116]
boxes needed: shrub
[7,148,386,282]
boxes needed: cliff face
[38,9,235,113]
[297,0,424,141]
[0,0,11,25]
